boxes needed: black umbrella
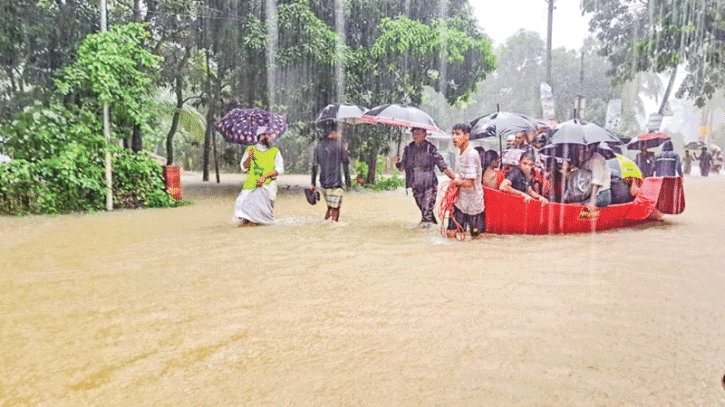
[544,119,622,146]
[469,111,543,141]
[215,108,286,146]
[541,120,617,161]
[684,140,706,150]
[359,104,443,134]
[581,122,625,147]
[316,103,368,124]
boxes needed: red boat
[483,177,685,234]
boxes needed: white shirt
[582,152,610,191]
[454,145,484,215]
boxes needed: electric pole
[101,0,112,211]
[546,0,554,85]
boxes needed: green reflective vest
[242,146,279,190]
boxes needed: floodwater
[1,171,724,406]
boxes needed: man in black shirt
[311,123,351,221]
[395,127,456,228]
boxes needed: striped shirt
[454,145,484,215]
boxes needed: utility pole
[546,0,554,85]
[101,0,112,211]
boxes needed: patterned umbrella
[359,104,444,134]
[215,108,286,146]
[626,132,670,150]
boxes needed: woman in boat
[499,152,548,206]
[481,150,504,189]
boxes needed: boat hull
[482,177,685,235]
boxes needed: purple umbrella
[215,108,287,146]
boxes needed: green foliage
[277,0,340,67]
[352,157,404,190]
[354,160,369,182]
[4,103,104,162]
[0,159,44,215]
[0,104,179,215]
[583,0,725,106]
[111,150,177,209]
[0,144,106,215]
[364,174,405,191]
[370,16,496,105]
[55,22,162,131]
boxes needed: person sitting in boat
[578,146,612,211]
[499,152,549,206]
[610,175,641,204]
[653,140,683,177]
[542,156,567,203]
[482,150,504,189]
[506,134,516,148]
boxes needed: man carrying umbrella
[694,146,713,176]
[310,122,351,222]
[395,127,456,228]
[234,129,284,226]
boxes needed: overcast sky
[468,0,591,50]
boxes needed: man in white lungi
[234,131,284,226]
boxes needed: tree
[56,22,163,136]
[0,0,98,123]
[423,30,621,136]
[582,0,725,107]
[345,14,496,183]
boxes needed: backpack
[563,169,592,203]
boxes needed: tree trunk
[203,107,213,182]
[133,0,142,21]
[5,68,16,96]
[202,0,212,182]
[657,66,678,115]
[131,124,142,152]
[366,147,378,184]
[166,75,184,165]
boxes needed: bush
[365,174,405,191]
[0,104,181,215]
[354,156,404,190]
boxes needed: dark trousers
[412,185,437,222]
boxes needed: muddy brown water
[1,172,724,406]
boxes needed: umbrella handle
[396,131,402,157]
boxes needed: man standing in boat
[395,127,456,228]
[447,123,485,239]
